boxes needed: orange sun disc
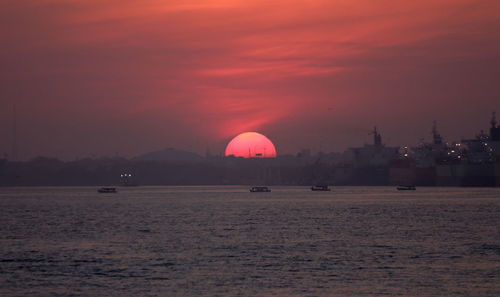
[224,132,277,158]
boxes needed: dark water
[1,186,499,297]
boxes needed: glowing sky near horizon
[1,0,500,159]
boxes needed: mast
[372,126,382,146]
[490,111,500,141]
[432,120,442,145]
[12,104,17,161]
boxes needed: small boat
[397,185,416,191]
[311,185,331,191]
[98,187,118,193]
[249,186,271,192]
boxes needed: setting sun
[224,132,277,158]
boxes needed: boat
[397,185,416,191]
[97,187,118,193]
[311,185,331,191]
[249,186,271,192]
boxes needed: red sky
[1,0,500,159]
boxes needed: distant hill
[134,148,204,163]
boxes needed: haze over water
[1,186,499,296]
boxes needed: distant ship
[98,187,117,193]
[311,185,331,191]
[249,186,271,192]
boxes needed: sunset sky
[1,0,500,159]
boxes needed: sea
[0,186,499,297]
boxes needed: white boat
[249,186,271,192]
[397,185,416,191]
[97,187,117,193]
[311,185,331,191]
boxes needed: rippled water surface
[1,186,499,296]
